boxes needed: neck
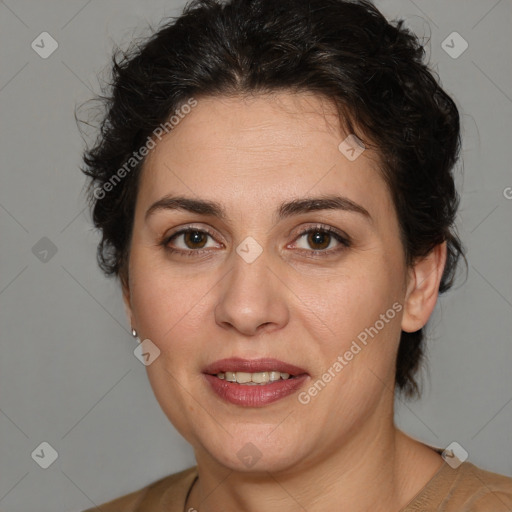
[186,408,441,512]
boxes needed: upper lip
[203,357,308,376]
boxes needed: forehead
[149,93,362,162]
[137,92,389,218]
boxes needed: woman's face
[125,92,413,472]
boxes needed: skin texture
[123,92,447,511]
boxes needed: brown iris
[184,230,208,249]
[307,231,331,250]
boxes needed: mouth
[203,357,308,382]
[202,358,309,406]
[212,370,298,385]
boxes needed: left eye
[293,228,349,252]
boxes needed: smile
[216,371,293,384]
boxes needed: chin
[195,427,310,474]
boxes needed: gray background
[0,0,511,510]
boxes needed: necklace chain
[184,475,198,512]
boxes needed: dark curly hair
[81,0,465,398]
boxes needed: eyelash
[160,224,351,258]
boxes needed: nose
[214,250,290,336]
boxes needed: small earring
[131,328,141,343]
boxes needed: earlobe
[401,242,447,333]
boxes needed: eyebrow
[145,194,371,222]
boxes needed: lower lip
[204,374,309,407]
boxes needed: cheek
[293,255,403,342]
[298,273,403,409]
[128,252,214,361]
[290,254,405,408]
[127,255,210,438]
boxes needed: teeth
[252,372,269,383]
[268,371,281,382]
[218,371,294,384]
[235,372,252,384]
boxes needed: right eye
[162,227,223,256]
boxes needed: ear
[401,242,447,333]
[121,276,135,331]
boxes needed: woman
[81,0,512,510]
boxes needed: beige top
[83,460,512,512]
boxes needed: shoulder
[454,462,512,511]
[404,461,512,512]
[81,466,198,512]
